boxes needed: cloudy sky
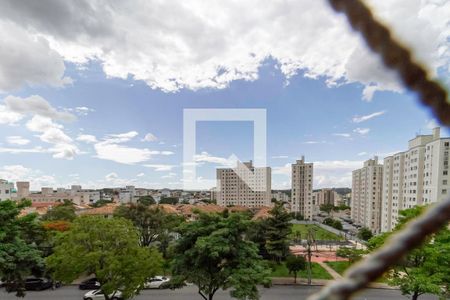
[0,0,449,190]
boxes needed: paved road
[0,285,438,299]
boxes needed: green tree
[322,217,343,230]
[159,197,179,205]
[0,200,44,297]
[171,212,271,300]
[319,203,334,216]
[357,227,373,241]
[367,206,450,300]
[285,255,306,283]
[114,204,183,253]
[265,202,292,263]
[336,247,364,265]
[137,195,155,206]
[46,216,163,300]
[42,202,76,222]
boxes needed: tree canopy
[0,200,44,297]
[41,202,76,222]
[367,206,450,300]
[171,212,271,300]
[46,216,163,300]
[357,227,373,241]
[114,204,183,255]
[264,202,292,262]
[285,255,306,283]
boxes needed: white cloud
[352,111,386,123]
[304,140,327,144]
[353,128,370,135]
[105,172,118,181]
[0,0,447,99]
[194,151,236,167]
[0,20,71,92]
[162,172,177,178]
[93,131,173,164]
[425,119,439,130]
[6,136,30,145]
[26,115,79,159]
[4,95,75,121]
[144,164,176,171]
[142,133,158,142]
[0,105,24,124]
[272,155,289,159]
[0,165,57,190]
[333,133,351,138]
[357,151,368,156]
[95,142,155,165]
[137,172,145,177]
[0,146,47,154]
[76,134,98,143]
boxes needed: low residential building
[0,179,15,201]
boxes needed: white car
[143,276,170,289]
[83,289,123,300]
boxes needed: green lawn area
[325,261,350,274]
[290,224,343,241]
[270,262,333,279]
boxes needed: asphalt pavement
[0,285,439,300]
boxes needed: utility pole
[305,228,315,285]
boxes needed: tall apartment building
[291,157,314,219]
[216,160,271,208]
[381,128,450,232]
[351,157,383,233]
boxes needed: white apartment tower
[352,157,383,233]
[291,157,314,219]
[216,161,271,208]
[381,128,450,232]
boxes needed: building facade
[216,161,271,208]
[381,128,450,232]
[351,157,383,233]
[291,157,314,219]
[0,179,15,201]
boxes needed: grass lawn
[290,224,343,241]
[270,262,333,279]
[325,261,350,274]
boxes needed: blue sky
[0,0,449,190]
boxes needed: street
[0,285,438,300]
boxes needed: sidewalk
[271,277,396,290]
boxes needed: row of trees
[1,200,299,300]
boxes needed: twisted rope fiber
[328,0,450,125]
[306,0,450,299]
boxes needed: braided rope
[328,0,450,125]
[307,1,450,299]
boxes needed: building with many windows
[216,161,271,208]
[351,157,383,233]
[381,128,450,232]
[291,156,314,219]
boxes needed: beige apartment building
[351,157,383,233]
[381,128,450,232]
[216,161,271,208]
[291,157,314,219]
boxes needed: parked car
[83,289,123,300]
[143,276,170,289]
[5,277,58,292]
[79,278,101,290]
